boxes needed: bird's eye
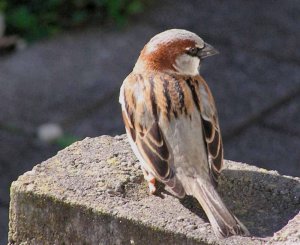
[187,47,199,56]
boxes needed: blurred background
[0,0,299,243]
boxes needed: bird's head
[134,29,219,76]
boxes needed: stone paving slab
[225,125,300,177]
[143,0,300,62]
[0,24,156,132]
[0,207,8,245]
[201,46,300,133]
[66,92,124,138]
[0,131,59,205]
[263,95,300,136]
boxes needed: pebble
[198,227,207,232]
[121,162,128,166]
[114,183,125,193]
[129,176,137,182]
[176,216,185,221]
[37,123,63,143]
[185,224,197,230]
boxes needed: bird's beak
[198,43,219,59]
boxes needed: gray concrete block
[269,211,300,244]
[9,135,300,244]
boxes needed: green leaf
[0,0,7,12]
[47,0,62,7]
[54,135,80,148]
[126,1,143,14]
[72,10,88,25]
[7,6,37,31]
[3,0,145,41]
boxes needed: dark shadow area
[126,168,299,238]
[180,169,300,238]
[164,168,297,238]
[180,195,209,223]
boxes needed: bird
[119,29,249,238]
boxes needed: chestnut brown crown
[134,29,218,75]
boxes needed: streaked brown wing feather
[121,74,186,197]
[137,122,171,178]
[121,74,172,181]
[196,76,224,183]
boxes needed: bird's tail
[192,180,250,238]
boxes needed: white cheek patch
[173,54,200,76]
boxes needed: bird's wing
[119,73,185,197]
[195,76,224,184]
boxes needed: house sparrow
[119,29,249,238]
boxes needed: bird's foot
[142,168,157,194]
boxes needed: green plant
[2,0,144,41]
[54,134,80,148]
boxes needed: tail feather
[192,180,249,238]
[164,174,186,198]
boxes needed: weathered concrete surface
[9,135,300,244]
[269,211,300,244]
